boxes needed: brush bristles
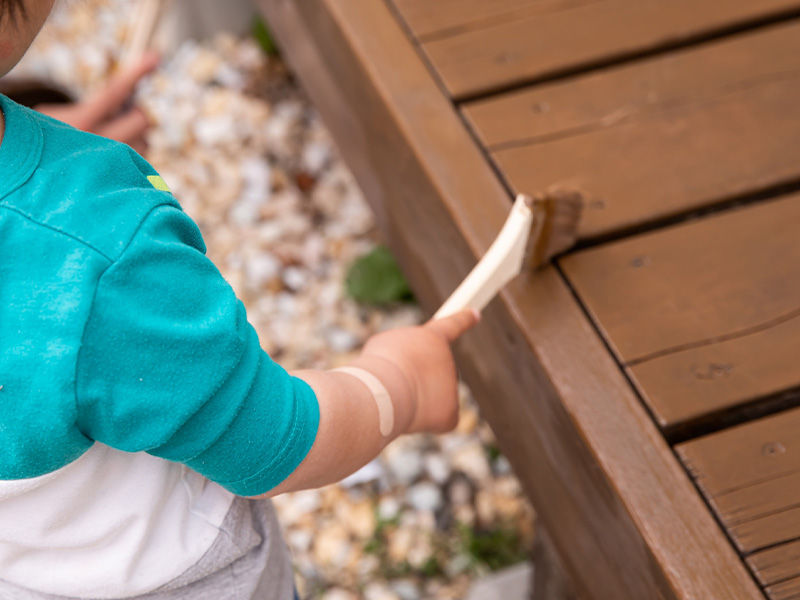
[526,187,585,269]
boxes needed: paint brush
[434,189,584,320]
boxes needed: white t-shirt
[0,443,234,598]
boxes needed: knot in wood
[761,442,786,457]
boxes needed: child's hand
[36,53,159,153]
[359,309,480,435]
[266,309,479,497]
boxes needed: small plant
[484,443,502,463]
[346,245,414,306]
[252,17,279,56]
[458,522,528,572]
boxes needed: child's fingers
[82,52,160,123]
[425,309,480,342]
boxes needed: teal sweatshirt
[0,94,319,496]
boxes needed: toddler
[0,1,478,598]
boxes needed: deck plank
[486,68,800,238]
[627,316,800,432]
[766,577,800,600]
[678,410,800,539]
[391,0,568,40]
[405,0,800,98]
[463,21,800,149]
[679,409,800,596]
[560,195,800,429]
[749,540,800,587]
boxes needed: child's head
[0,0,55,77]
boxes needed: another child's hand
[359,309,480,435]
[36,53,159,153]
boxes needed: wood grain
[392,0,599,41]
[463,21,800,150]
[258,0,766,598]
[679,409,800,596]
[749,540,800,587]
[627,315,800,432]
[766,577,800,600]
[560,194,800,429]
[489,70,800,239]
[413,0,800,98]
[678,409,800,534]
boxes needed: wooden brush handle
[434,194,537,320]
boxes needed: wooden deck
[256,1,800,598]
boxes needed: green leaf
[460,523,528,571]
[346,245,414,306]
[252,17,279,56]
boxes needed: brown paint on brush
[527,187,585,269]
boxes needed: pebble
[340,459,383,488]
[244,253,281,287]
[377,495,402,522]
[313,522,352,569]
[325,327,360,354]
[423,452,451,485]
[364,583,401,600]
[382,443,424,486]
[287,529,314,554]
[493,455,513,476]
[339,499,376,540]
[387,527,415,563]
[302,140,333,176]
[282,266,309,291]
[321,590,358,600]
[391,579,421,600]
[448,478,473,507]
[407,535,434,568]
[451,441,492,482]
[273,489,321,526]
[406,482,443,513]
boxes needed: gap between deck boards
[447,8,800,104]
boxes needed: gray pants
[0,498,296,600]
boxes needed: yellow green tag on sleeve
[147,175,171,193]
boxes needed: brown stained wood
[559,195,800,430]
[714,470,800,530]
[463,20,800,150]
[679,412,800,595]
[392,0,599,41]
[488,72,800,239]
[413,0,800,99]
[749,540,800,588]
[731,507,800,556]
[258,1,766,598]
[627,317,800,431]
[767,577,800,600]
[533,526,582,599]
[677,408,800,551]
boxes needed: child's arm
[258,309,479,497]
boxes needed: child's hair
[0,0,26,23]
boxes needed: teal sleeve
[75,204,320,496]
